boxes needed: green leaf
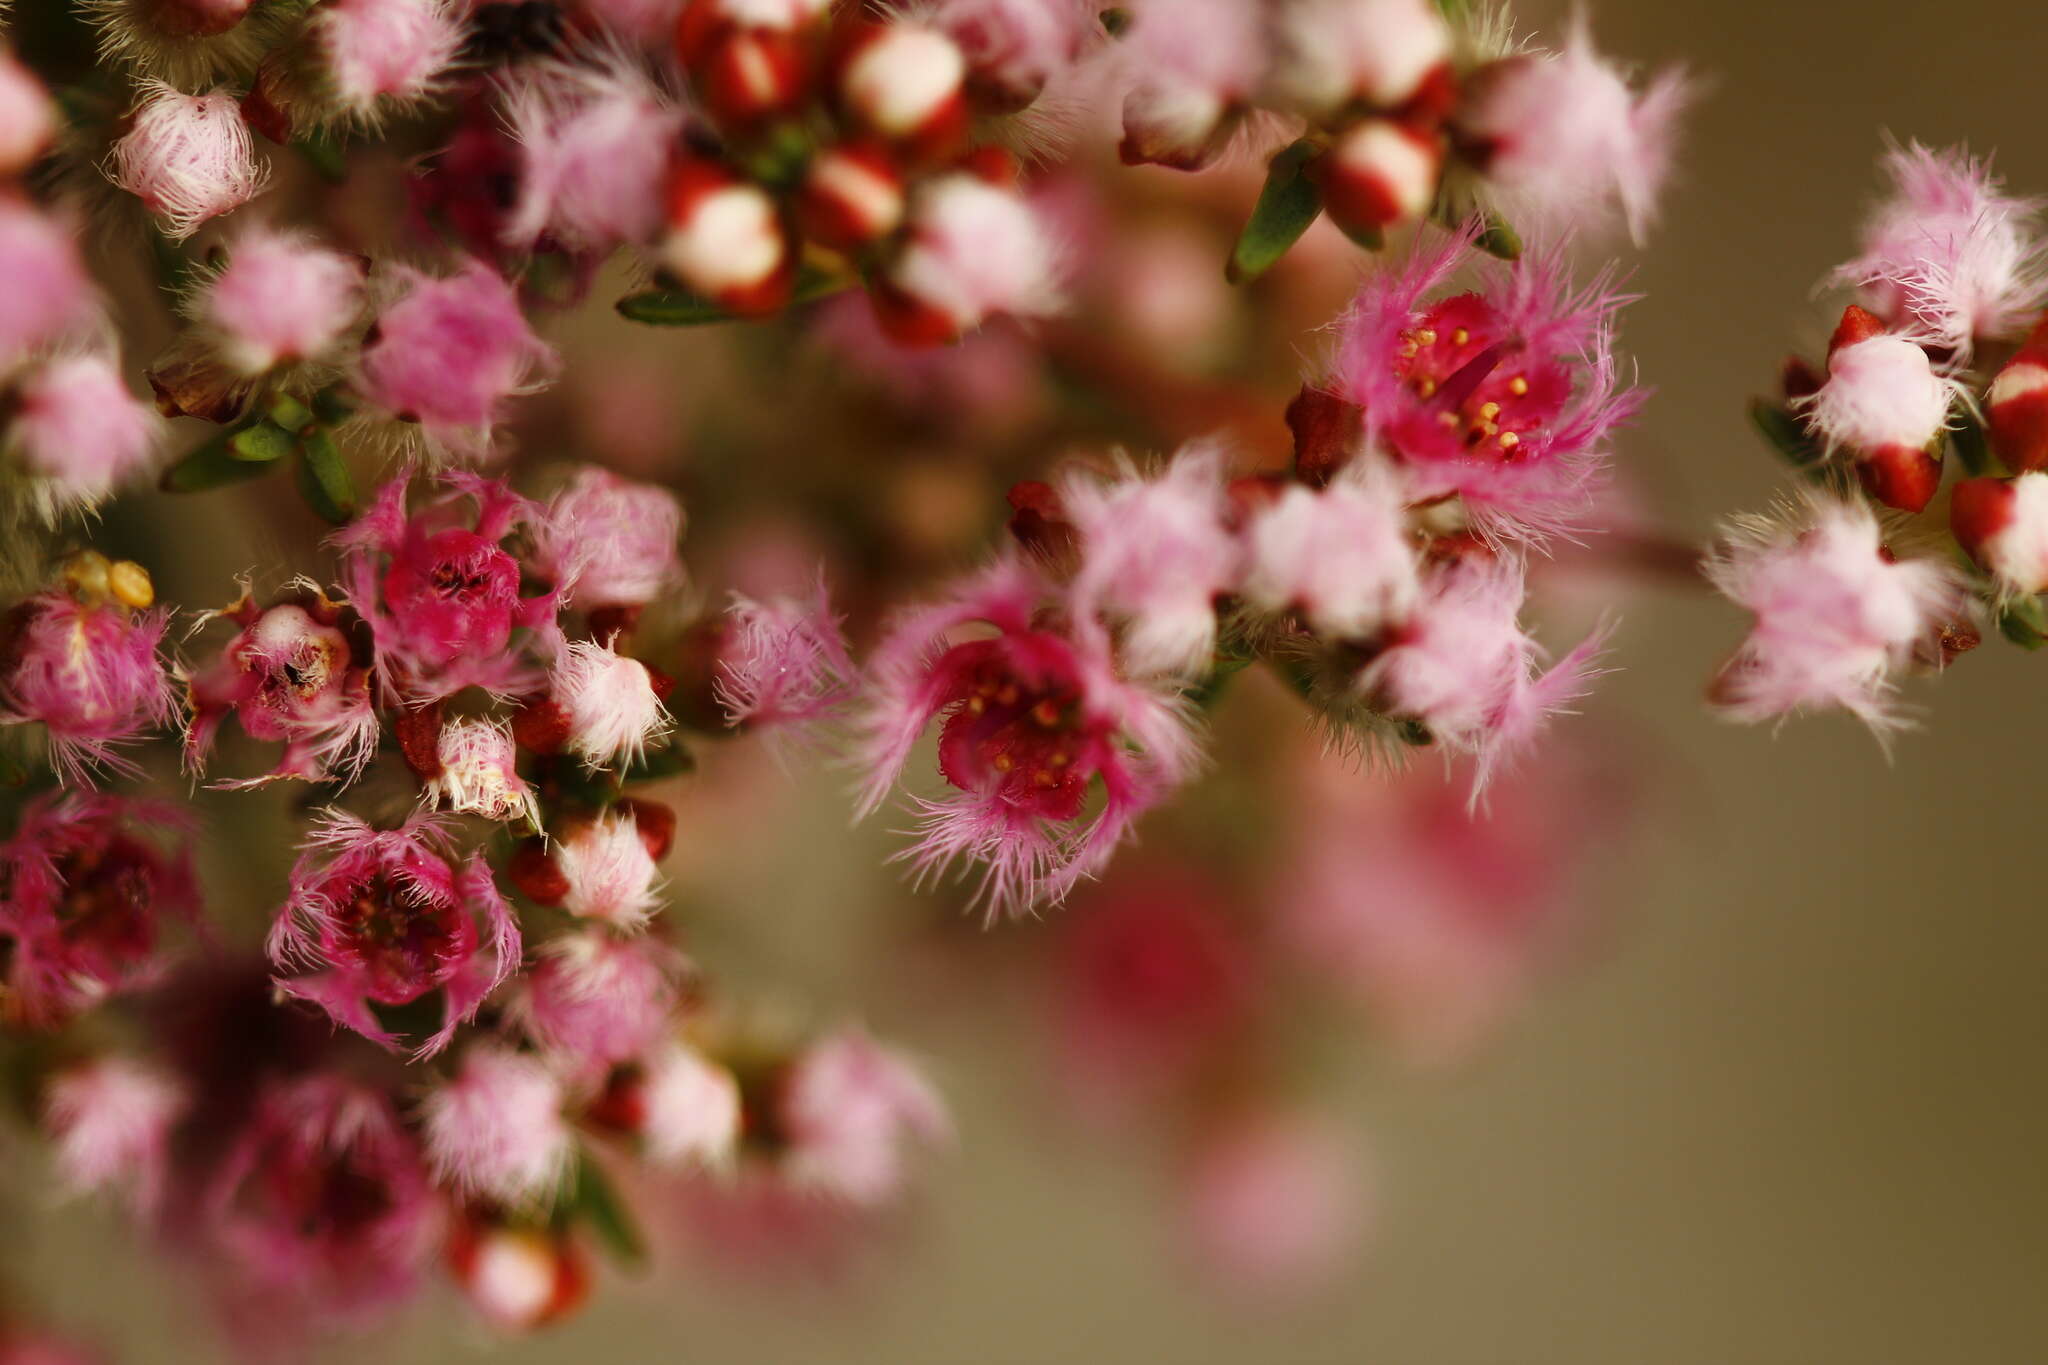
[623,740,696,783]
[1998,593,2048,649]
[562,1153,647,1271]
[616,267,850,327]
[1748,398,1826,473]
[160,429,276,493]
[1950,412,1995,477]
[296,429,357,524]
[1474,210,1522,261]
[1432,0,1469,22]
[1227,139,1324,285]
[267,393,314,431]
[228,422,294,463]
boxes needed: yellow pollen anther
[1415,377,1437,398]
[1498,431,1520,450]
[1451,328,1469,345]
[1399,342,1418,359]
[1031,700,1061,726]
[1049,751,1071,767]
[1437,411,1460,427]
[1415,328,1437,345]
[967,696,986,715]
[996,684,1019,706]
[107,561,154,610]
[992,754,1014,773]
[1033,770,1057,788]
[60,550,112,603]
[1508,375,1529,396]
[1478,401,1500,421]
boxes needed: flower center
[936,641,1095,819]
[1388,294,1567,462]
[331,872,464,1004]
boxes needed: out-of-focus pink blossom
[426,717,538,824]
[184,584,378,788]
[880,173,1065,344]
[7,354,165,517]
[1,588,176,787]
[572,0,685,41]
[356,261,557,459]
[267,809,521,1057]
[503,57,683,252]
[1114,0,1264,170]
[1358,549,1608,789]
[108,82,268,241]
[715,580,857,741]
[42,1056,189,1213]
[1328,229,1643,542]
[533,466,686,609]
[1704,495,1968,733]
[208,1076,440,1327]
[933,0,1094,111]
[422,1045,574,1208]
[335,470,565,700]
[1180,1111,1365,1300]
[1827,141,2047,359]
[0,199,94,365]
[197,225,364,375]
[1459,15,1690,244]
[1062,446,1241,678]
[512,930,680,1075]
[448,1222,589,1333]
[551,639,670,770]
[0,49,56,176]
[1240,466,1419,640]
[779,1029,949,1205]
[855,557,1202,916]
[639,1041,742,1168]
[1952,472,2048,595]
[309,0,464,125]
[553,808,664,929]
[1272,0,1451,117]
[0,1329,107,1365]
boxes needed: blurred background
[13,0,2048,1361]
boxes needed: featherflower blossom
[41,1056,189,1213]
[421,1045,574,1209]
[0,199,94,366]
[778,1029,949,1205]
[194,225,365,376]
[511,930,680,1076]
[0,572,176,787]
[1239,466,1420,641]
[107,83,268,241]
[306,0,465,127]
[502,56,685,253]
[6,354,165,520]
[855,557,1201,916]
[532,466,685,610]
[714,579,858,741]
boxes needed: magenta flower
[0,792,201,1027]
[532,466,686,610]
[183,583,378,788]
[208,1076,440,1328]
[1704,496,1968,734]
[0,197,94,365]
[933,0,1095,111]
[881,173,1065,344]
[1061,446,1242,678]
[1827,141,2048,360]
[1327,229,1644,542]
[7,353,165,519]
[420,1045,573,1209]
[511,929,680,1077]
[714,579,858,742]
[855,557,1202,916]
[308,0,464,126]
[335,470,565,701]
[778,1029,949,1205]
[107,83,268,241]
[502,55,684,253]
[1239,467,1419,641]
[355,261,557,460]
[1179,1111,1365,1300]
[1271,0,1451,117]
[42,1056,190,1214]
[1,588,176,787]
[266,809,521,1057]
[196,224,365,376]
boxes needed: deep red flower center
[329,872,464,1004]
[1386,294,1572,463]
[54,837,158,963]
[935,638,1096,820]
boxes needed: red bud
[1855,443,1942,514]
[1317,119,1442,241]
[697,26,807,126]
[1950,476,2015,568]
[1286,384,1364,486]
[1987,321,2048,473]
[796,142,905,249]
[507,839,568,905]
[1827,304,1887,357]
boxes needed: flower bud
[1118,79,1237,172]
[1802,306,1954,514]
[553,808,664,928]
[1952,473,2048,593]
[449,1223,590,1334]
[427,718,536,823]
[198,225,365,375]
[660,158,794,316]
[1986,317,2048,473]
[797,142,906,250]
[874,172,1062,346]
[7,354,165,516]
[675,0,831,64]
[695,24,808,126]
[108,83,269,242]
[1273,0,1452,117]
[834,22,968,162]
[1285,384,1364,486]
[1317,119,1442,242]
[0,50,56,177]
[139,0,254,38]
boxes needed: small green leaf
[160,429,276,493]
[1749,399,1826,473]
[624,740,696,782]
[1998,593,2048,649]
[1474,210,1521,261]
[1227,139,1324,285]
[1950,412,1995,477]
[617,268,850,325]
[1432,0,1469,22]
[228,422,294,463]
[296,429,356,524]
[294,132,348,185]
[562,1153,647,1271]
[267,393,314,432]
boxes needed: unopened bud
[1286,384,1364,487]
[1855,444,1943,515]
[1318,119,1442,243]
[107,561,155,610]
[507,839,569,905]
[1987,317,2048,473]
[1807,306,1952,514]
[660,159,794,317]
[1952,472,2048,593]
[835,22,969,161]
[695,25,807,126]
[448,1222,590,1334]
[1118,80,1236,171]
[797,142,905,249]
[141,0,254,38]
[0,50,56,177]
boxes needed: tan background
[17,0,2048,1360]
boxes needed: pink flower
[1804,332,1956,453]
[209,1076,440,1326]
[1,587,176,787]
[266,809,522,1057]
[355,261,557,460]
[855,557,1202,916]
[197,224,365,375]
[0,48,56,177]
[0,793,199,1026]
[639,1041,742,1168]
[448,1222,588,1333]
[1271,0,1452,117]
[1459,14,1690,244]
[1952,472,2048,595]
[41,1056,189,1214]
[1240,466,1419,640]
[932,0,1094,111]
[1062,446,1241,678]
[426,717,538,824]
[550,639,670,770]
[533,466,686,609]
[335,470,565,701]
[309,0,464,125]
[1114,0,1265,170]
[421,1045,574,1208]
[1327,229,1644,542]
[1180,1111,1366,1300]
[511,929,680,1074]
[553,808,664,928]
[1704,495,1968,734]
[1826,141,2047,359]
[7,353,165,518]
[714,579,857,741]
[107,82,268,241]
[1357,549,1608,789]
[503,56,684,253]
[184,584,378,788]
[0,198,94,365]
[879,172,1065,344]
[778,1029,949,1205]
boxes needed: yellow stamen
[1498,431,1520,450]
[992,754,1014,773]
[1415,377,1437,398]
[1508,375,1529,396]
[1415,328,1437,345]
[1478,401,1500,421]
[1450,328,1469,345]
[108,561,155,610]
